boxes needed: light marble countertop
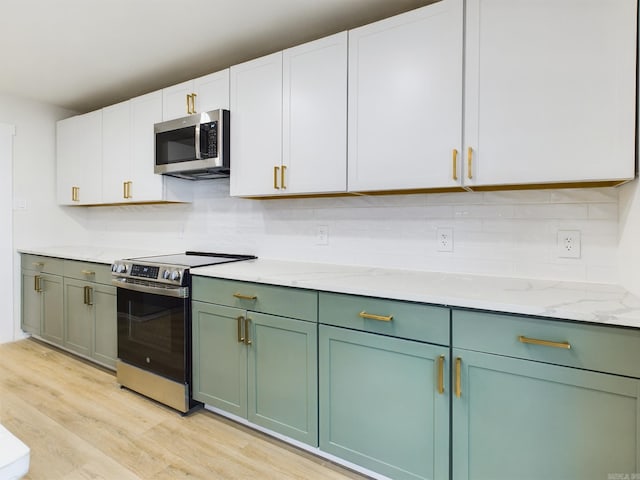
[17,247,640,328]
[192,259,640,329]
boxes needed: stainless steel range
[111,251,256,414]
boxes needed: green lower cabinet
[21,271,63,344]
[319,325,450,480]
[193,301,319,446]
[64,278,92,357]
[452,348,640,480]
[92,284,117,368]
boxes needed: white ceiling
[0,0,434,113]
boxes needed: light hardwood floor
[0,339,367,480]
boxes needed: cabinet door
[129,91,165,202]
[282,32,347,195]
[193,69,230,112]
[102,100,131,203]
[92,284,117,369]
[162,80,194,120]
[56,110,103,205]
[192,302,247,417]
[452,349,640,480]
[229,52,283,196]
[319,325,449,480]
[40,274,64,346]
[247,313,318,446]
[464,0,636,187]
[21,271,41,335]
[348,0,463,192]
[63,279,92,357]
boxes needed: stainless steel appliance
[112,251,255,413]
[154,109,230,180]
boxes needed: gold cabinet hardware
[83,286,94,306]
[518,335,571,350]
[123,181,133,199]
[467,147,473,180]
[281,165,287,190]
[233,293,257,301]
[71,186,80,202]
[455,357,462,398]
[237,316,245,343]
[437,355,445,394]
[452,149,458,181]
[244,317,252,346]
[273,166,280,189]
[81,270,95,276]
[186,94,190,114]
[358,311,393,322]
[191,93,197,113]
[32,262,44,268]
[34,275,42,293]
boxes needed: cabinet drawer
[21,254,64,275]
[63,260,112,285]
[453,309,640,378]
[192,276,317,322]
[319,292,449,345]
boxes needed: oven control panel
[111,261,187,286]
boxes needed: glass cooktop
[130,251,257,268]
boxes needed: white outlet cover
[437,227,454,252]
[557,230,581,259]
[316,225,329,246]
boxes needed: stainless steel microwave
[154,109,230,180]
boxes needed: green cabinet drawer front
[320,325,449,480]
[63,278,92,357]
[92,284,117,369]
[319,292,449,345]
[22,254,64,275]
[192,276,317,322]
[192,301,247,417]
[452,349,640,480]
[40,274,64,346]
[63,260,112,285]
[248,312,318,446]
[453,309,640,378]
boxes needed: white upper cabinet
[57,110,103,205]
[101,100,131,203]
[348,0,464,192]
[229,52,283,197]
[162,69,230,121]
[230,34,348,197]
[283,32,348,195]
[463,0,637,188]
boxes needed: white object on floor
[0,424,30,480]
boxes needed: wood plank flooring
[0,339,367,480]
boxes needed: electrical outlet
[557,230,581,258]
[316,225,329,246]
[437,228,454,252]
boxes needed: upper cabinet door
[101,100,131,204]
[348,0,464,192]
[230,52,283,197]
[464,0,637,188]
[163,69,230,121]
[283,32,348,195]
[56,110,103,205]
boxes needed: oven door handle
[112,279,189,298]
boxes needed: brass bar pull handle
[467,147,473,180]
[452,149,458,181]
[81,270,95,276]
[233,293,257,301]
[123,182,127,199]
[244,317,252,346]
[83,286,88,305]
[437,355,445,394]
[281,165,287,190]
[359,311,393,322]
[237,316,245,343]
[186,94,192,114]
[72,186,79,202]
[32,262,44,268]
[87,287,93,306]
[191,93,197,113]
[518,335,571,350]
[455,357,462,398]
[34,275,42,293]
[273,166,280,189]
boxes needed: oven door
[116,282,189,383]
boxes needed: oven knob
[162,269,170,280]
[117,264,128,274]
[170,270,181,282]
[146,357,151,363]
[111,264,117,272]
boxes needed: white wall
[85,180,620,284]
[1,94,87,341]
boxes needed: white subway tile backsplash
[85,186,620,284]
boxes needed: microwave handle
[194,125,202,160]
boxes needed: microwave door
[194,125,201,160]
